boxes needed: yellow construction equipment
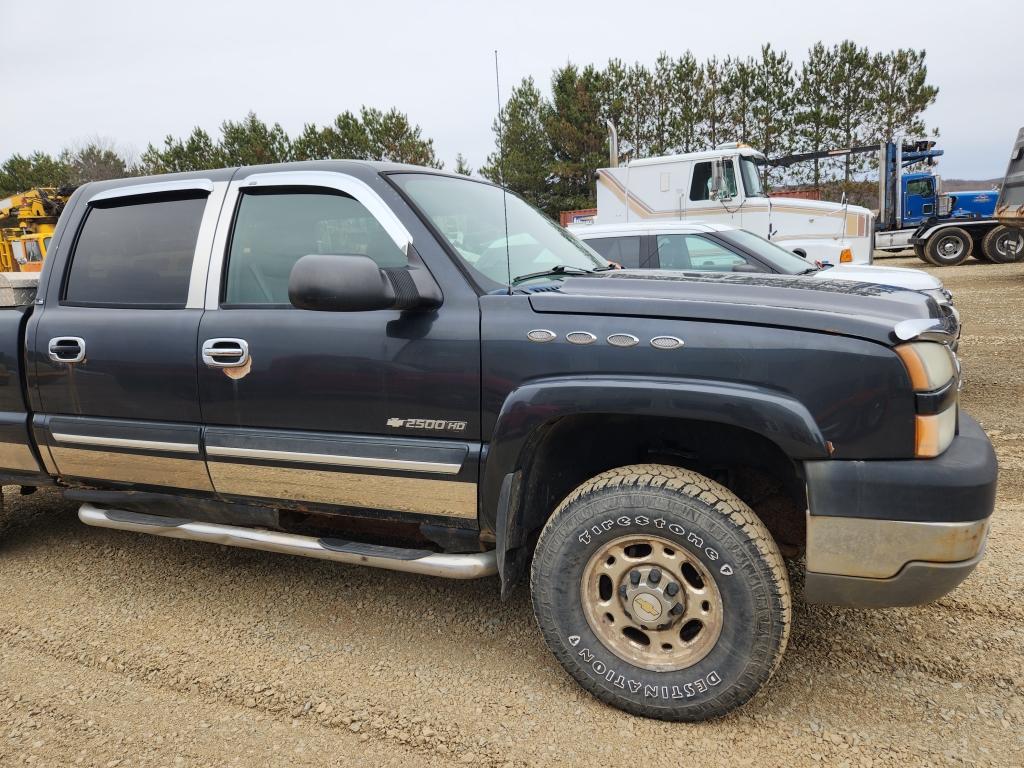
[0,188,71,272]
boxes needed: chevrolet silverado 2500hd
[0,161,996,721]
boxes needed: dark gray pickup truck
[0,161,996,721]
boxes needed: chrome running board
[78,503,497,579]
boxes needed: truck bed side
[0,275,47,483]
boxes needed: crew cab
[0,161,996,722]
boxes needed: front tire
[530,465,791,721]
[982,225,1024,264]
[924,227,972,266]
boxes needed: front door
[31,177,229,492]
[685,157,740,228]
[196,169,481,522]
[904,176,935,225]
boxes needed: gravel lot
[1,255,1021,767]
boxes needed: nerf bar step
[78,503,497,579]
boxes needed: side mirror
[731,262,760,273]
[288,254,400,312]
[710,159,733,201]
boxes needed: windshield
[740,157,764,198]
[391,173,607,288]
[716,228,815,275]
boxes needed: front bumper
[802,412,996,607]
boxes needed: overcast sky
[5,0,1019,180]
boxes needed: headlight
[895,342,956,391]
[895,342,958,457]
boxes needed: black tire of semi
[924,227,972,266]
[913,243,929,262]
[982,225,1024,264]
[530,465,791,721]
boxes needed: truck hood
[813,264,944,292]
[757,196,873,217]
[527,270,945,346]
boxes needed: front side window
[584,236,642,268]
[64,194,206,307]
[392,173,606,288]
[655,234,747,271]
[906,178,934,197]
[715,229,813,275]
[740,157,764,197]
[24,240,43,263]
[223,190,407,306]
[690,161,738,201]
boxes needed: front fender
[480,375,829,537]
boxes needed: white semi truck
[592,130,874,266]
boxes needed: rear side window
[223,190,407,306]
[65,194,206,307]
[585,236,642,268]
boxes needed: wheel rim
[936,235,964,259]
[997,231,1023,258]
[580,534,723,672]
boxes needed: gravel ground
[1,254,1022,767]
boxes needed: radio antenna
[494,49,512,294]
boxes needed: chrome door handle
[202,338,250,368]
[48,336,86,364]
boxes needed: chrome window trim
[205,444,461,475]
[88,179,215,203]
[50,432,199,454]
[204,172,413,310]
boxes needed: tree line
[2,41,937,217]
[481,42,938,215]
[0,108,463,197]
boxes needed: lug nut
[670,603,684,616]
[618,584,627,599]
[648,568,661,584]
[629,570,641,586]
[665,582,679,597]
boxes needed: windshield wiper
[511,264,596,285]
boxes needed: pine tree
[480,77,553,213]
[219,112,291,166]
[828,41,874,185]
[138,127,224,173]
[793,43,840,191]
[750,44,795,188]
[542,64,606,213]
[0,152,73,195]
[454,153,472,176]
[665,52,705,153]
[701,57,731,148]
[722,56,757,144]
[866,49,938,145]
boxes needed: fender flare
[483,376,828,580]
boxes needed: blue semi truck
[772,139,1022,266]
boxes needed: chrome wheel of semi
[581,534,723,672]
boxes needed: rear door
[30,177,229,492]
[196,169,481,521]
